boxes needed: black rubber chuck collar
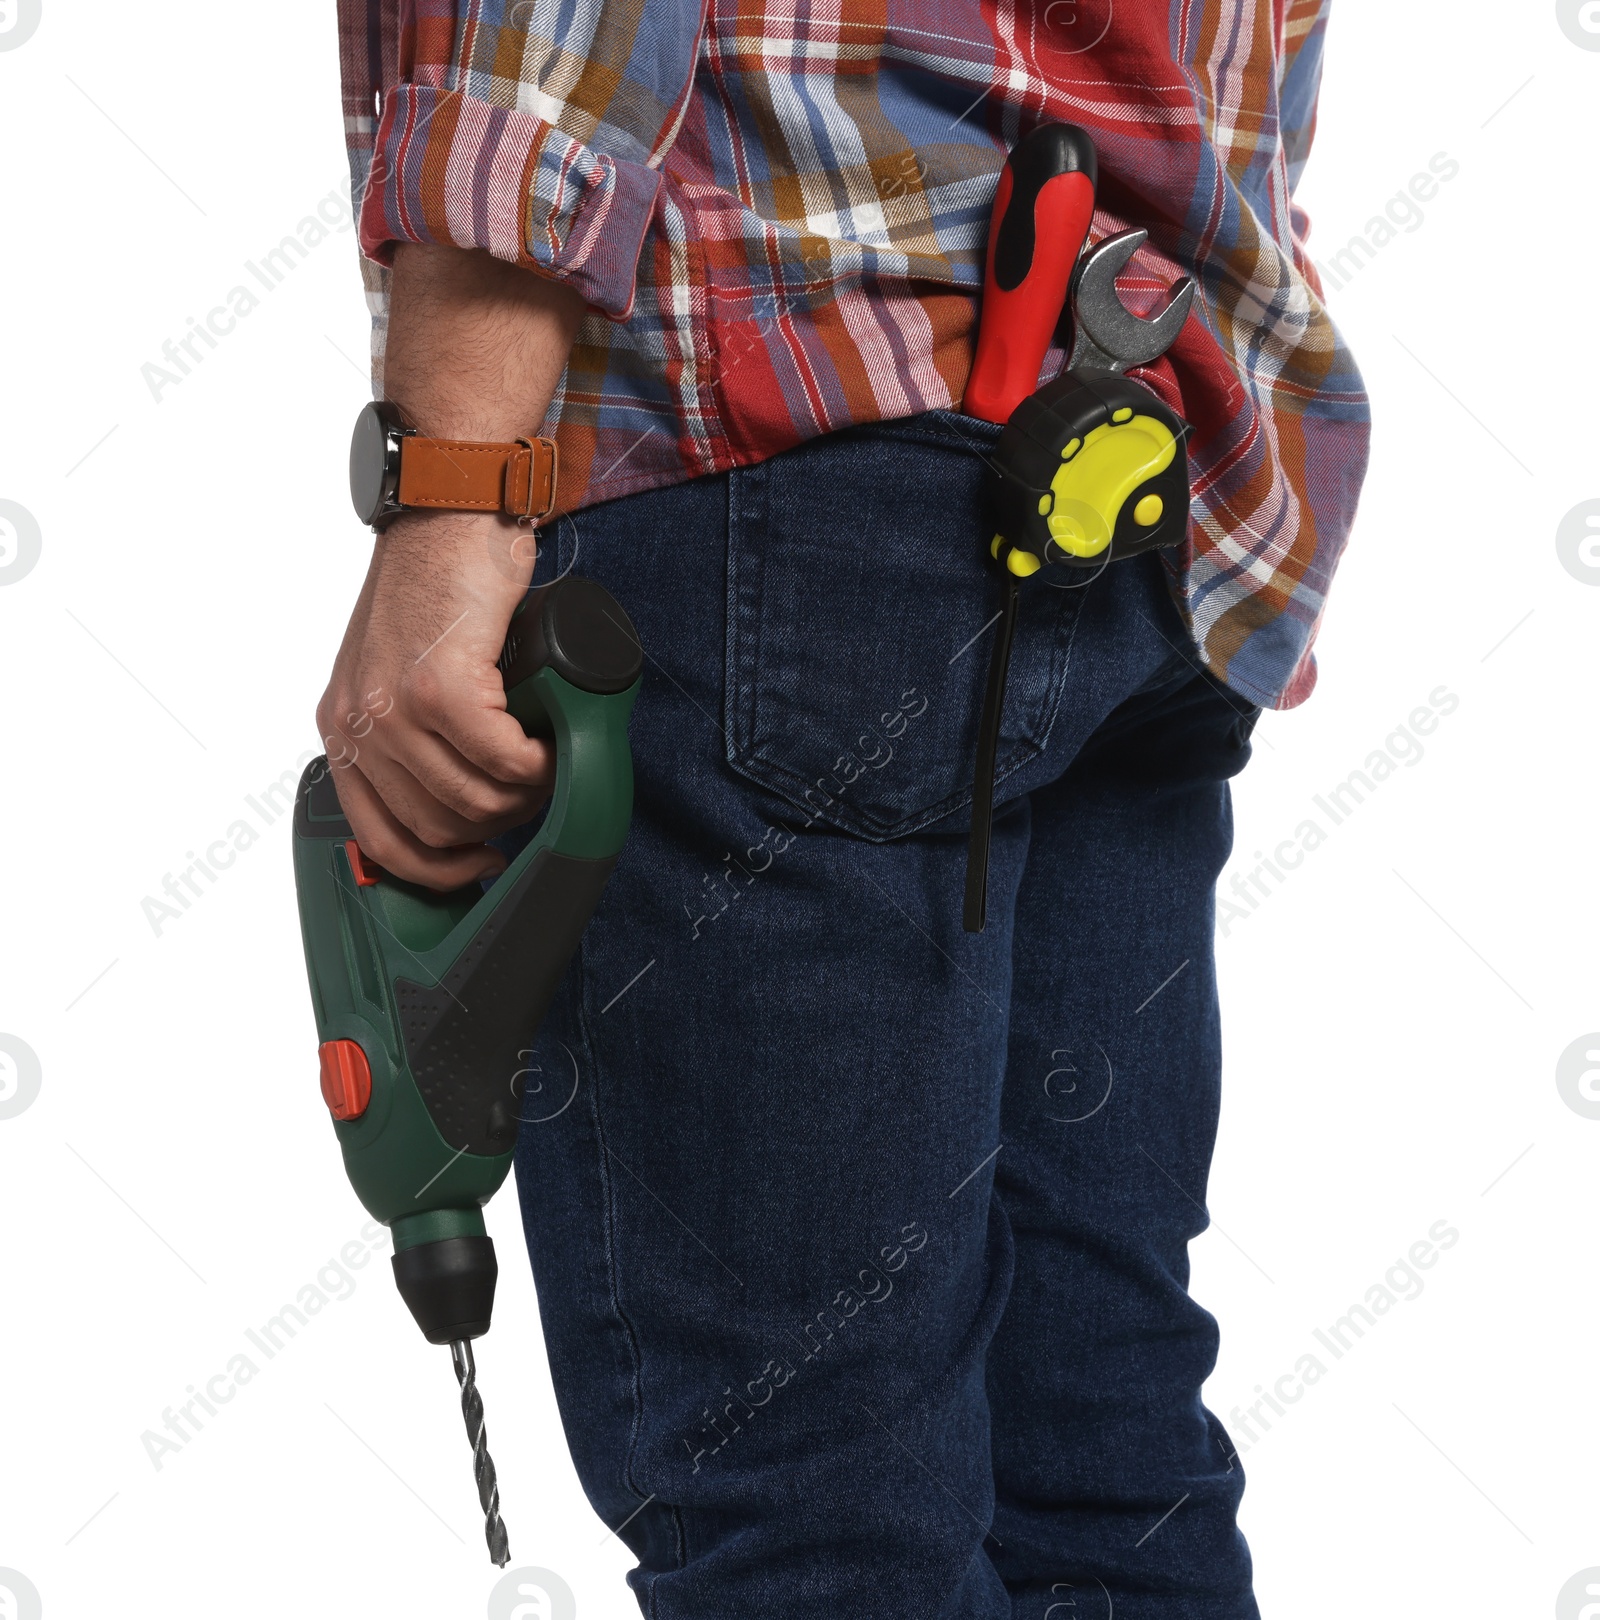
[392,1236,499,1344]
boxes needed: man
[320,1,1368,1614]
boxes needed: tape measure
[987,370,1191,577]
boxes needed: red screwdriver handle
[963,124,1098,426]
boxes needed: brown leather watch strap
[396,434,558,523]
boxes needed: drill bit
[450,1338,510,1567]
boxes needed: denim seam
[725,470,743,764]
[861,409,1005,461]
[1013,583,1086,760]
[734,731,1042,842]
[727,587,1086,842]
[572,936,688,1605]
[724,459,763,773]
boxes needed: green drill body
[293,665,636,1243]
[290,577,642,1565]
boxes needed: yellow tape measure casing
[986,371,1191,576]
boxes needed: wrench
[1066,228,1194,374]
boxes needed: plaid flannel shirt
[338,0,1370,709]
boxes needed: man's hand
[319,243,584,890]
[318,506,549,889]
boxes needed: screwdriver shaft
[451,1338,510,1567]
[963,573,1021,933]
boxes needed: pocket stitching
[722,452,1085,843]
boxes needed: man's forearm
[367,241,587,620]
[317,245,588,890]
[382,242,585,442]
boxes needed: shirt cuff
[356,82,663,321]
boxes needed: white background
[1,2,1595,1616]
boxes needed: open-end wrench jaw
[1066,228,1195,375]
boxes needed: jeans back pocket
[724,412,1084,841]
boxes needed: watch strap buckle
[506,437,559,525]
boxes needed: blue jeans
[512,410,1262,1619]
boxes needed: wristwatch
[349,401,559,531]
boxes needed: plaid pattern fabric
[339,0,1370,709]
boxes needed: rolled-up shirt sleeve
[338,0,707,321]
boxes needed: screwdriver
[962,123,1099,933]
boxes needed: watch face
[349,401,408,527]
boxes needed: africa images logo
[1555,1035,1600,1121]
[0,0,40,50]
[1556,500,1600,585]
[1557,0,1600,49]
[0,1035,42,1121]
[488,1566,577,1620]
[0,500,41,586]
[0,1569,43,1620]
[1557,1569,1600,1620]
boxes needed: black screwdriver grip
[991,123,1099,292]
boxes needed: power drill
[291,574,642,1565]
